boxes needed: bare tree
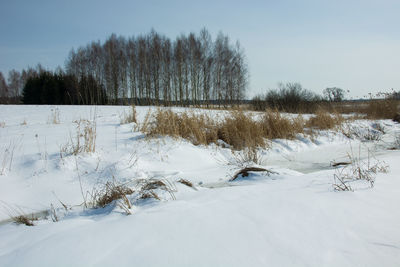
[127,37,138,104]
[62,28,248,106]
[161,37,172,105]
[7,70,22,103]
[324,87,346,102]
[0,72,8,103]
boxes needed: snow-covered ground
[0,105,399,267]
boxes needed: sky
[1,0,400,99]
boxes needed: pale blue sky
[1,0,399,98]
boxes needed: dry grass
[142,108,309,150]
[140,106,395,150]
[327,98,399,120]
[120,105,137,124]
[177,179,194,188]
[218,110,265,149]
[333,147,389,191]
[49,204,58,222]
[143,109,217,146]
[1,203,39,226]
[136,178,176,201]
[92,181,134,209]
[306,110,344,130]
[217,109,305,148]
[341,123,383,142]
[12,214,38,226]
[63,119,97,155]
[261,109,304,139]
[139,191,161,200]
[364,99,399,119]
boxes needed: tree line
[22,71,107,105]
[66,29,247,106]
[0,28,248,106]
[0,67,39,104]
[0,64,107,105]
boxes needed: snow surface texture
[0,105,399,267]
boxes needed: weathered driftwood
[331,162,351,167]
[230,167,275,181]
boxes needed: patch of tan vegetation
[364,99,399,119]
[218,110,265,149]
[93,181,134,208]
[12,214,38,226]
[141,108,310,150]
[306,110,344,130]
[261,109,304,139]
[143,109,217,145]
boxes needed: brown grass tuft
[93,181,134,208]
[177,179,194,188]
[143,108,217,145]
[261,109,304,139]
[136,178,176,201]
[12,214,38,226]
[63,118,97,155]
[141,180,167,191]
[218,110,265,149]
[306,110,344,130]
[139,191,160,200]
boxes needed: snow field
[0,105,399,266]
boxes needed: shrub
[251,83,322,113]
[250,95,267,111]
